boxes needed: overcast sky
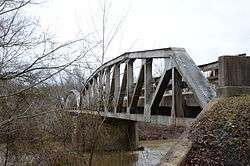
[29,0,250,65]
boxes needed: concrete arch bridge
[64,48,250,150]
[65,47,218,126]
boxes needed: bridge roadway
[65,47,218,126]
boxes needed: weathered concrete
[68,109,194,126]
[171,68,184,118]
[144,58,153,121]
[127,120,139,150]
[159,99,219,166]
[218,55,250,97]
[65,48,226,149]
[217,86,250,97]
[103,118,139,151]
[65,90,81,109]
[126,59,134,112]
[159,134,192,166]
[71,114,139,151]
[78,47,215,124]
[218,56,250,86]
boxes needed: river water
[89,139,177,166]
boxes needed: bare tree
[99,0,128,65]
[0,0,131,165]
[0,0,94,98]
[0,1,96,164]
[77,0,129,69]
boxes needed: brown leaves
[184,96,250,166]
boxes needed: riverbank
[138,123,186,140]
[81,139,178,166]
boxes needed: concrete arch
[69,47,217,125]
[65,89,81,109]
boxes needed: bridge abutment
[217,55,250,97]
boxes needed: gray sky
[29,0,250,65]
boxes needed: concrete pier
[104,118,139,151]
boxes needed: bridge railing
[65,47,216,124]
[198,61,219,88]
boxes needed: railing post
[98,72,104,111]
[171,68,184,124]
[93,77,97,97]
[117,63,128,113]
[105,68,111,112]
[93,77,98,110]
[127,59,134,114]
[144,58,152,122]
[114,64,120,113]
[82,88,88,109]
[87,82,92,109]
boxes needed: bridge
[64,47,250,150]
[65,47,217,125]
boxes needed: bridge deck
[67,109,194,126]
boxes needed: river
[89,139,177,166]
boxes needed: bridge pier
[127,120,139,150]
[71,114,139,152]
[104,118,139,151]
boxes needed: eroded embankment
[160,96,250,166]
[183,96,250,165]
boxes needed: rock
[136,146,145,151]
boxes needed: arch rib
[76,47,216,125]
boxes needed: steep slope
[184,96,250,165]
